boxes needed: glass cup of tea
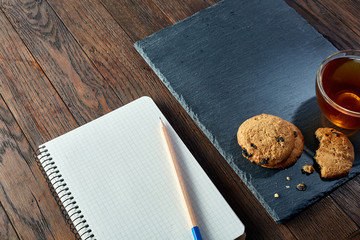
[316,50,360,129]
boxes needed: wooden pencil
[160,119,203,240]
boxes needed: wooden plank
[1,0,123,126]
[317,0,360,38]
[45,0,201,124]
[331,175,360,225]
[0,9,78,147]
[286,196,358,240]
[0,202,19,240]
[0,0,356,238]
[100,0,172,41]
[150,0,213,23]
[285,0,360,50]
[0,96,74,239]
[0,4,103,238]
[46,0,154,104]
[349,229,360,240]
[46,0,296,239]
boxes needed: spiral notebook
[36,96,245,240]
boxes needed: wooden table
[0,0,359,239]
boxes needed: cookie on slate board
[314,128,355,178]
[263,122,304,169]
[237,114,295,167]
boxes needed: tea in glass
[316,50,360,129]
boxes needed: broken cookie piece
[314,128,355,179]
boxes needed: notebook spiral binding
[35,145,95,240]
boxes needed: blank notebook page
[40,96,244,239]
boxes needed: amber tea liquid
[316,57,360,129]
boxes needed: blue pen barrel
[191,226,203,240]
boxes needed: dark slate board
[134,0,360,223]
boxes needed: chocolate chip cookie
[237,114,295,167]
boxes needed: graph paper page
[41,96,244,239]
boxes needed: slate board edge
[134,42,282,222]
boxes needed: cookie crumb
[302,164,315,175]
[296,183,307,191]
[285,185,290,189]
[286,176,290,181]
[274,193,279,198]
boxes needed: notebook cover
[134,0,360,223]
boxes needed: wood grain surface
[0,0,359,239]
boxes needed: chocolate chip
[276,136,285,142]
[250,143,257,149]
[262,158,269,164]
[296,183,307,191]
[257,158,269,165]
[294,131,298,137]
[242,148,252,158]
